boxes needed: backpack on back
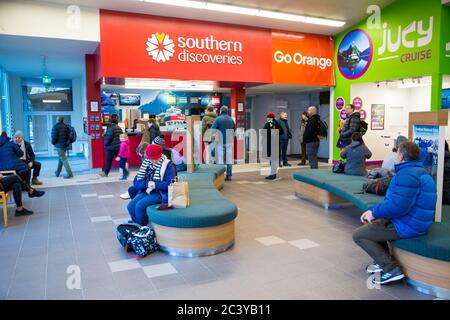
[317,119,328,140]
[68,125,77,144]
[360,120,368,136]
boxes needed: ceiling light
[140,0,345,27]
[124,78,214,91]
[43,99,61,103]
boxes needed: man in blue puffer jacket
[353,141,436,285]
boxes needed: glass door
[25,113,72,157]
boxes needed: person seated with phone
[352,141,437,285]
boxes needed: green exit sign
[42,75,52,85]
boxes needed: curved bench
[293,169,450,299]
[147,164,237,257]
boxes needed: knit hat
[145,144,163,160]
[267,112,275,119]
[152,135,165,146]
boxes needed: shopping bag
[168,175,190,208]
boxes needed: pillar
[230,87,246,163]
[85,54,103,169]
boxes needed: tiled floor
[0,168,435,300]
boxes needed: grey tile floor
[0,168,434,300]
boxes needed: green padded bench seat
[147,188,237,228]
[293,169,385,210]
[391,208,450,261]
[147,165,237,228]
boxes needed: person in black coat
[262,112,281,180]
[303,106,321,169]
[14,131,42,185]
[100,114,123,177]
[51,116,73,178]
[339,104,361,147]
[0,132,30,182]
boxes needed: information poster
[413,125,440,178]
[371,104,385,130]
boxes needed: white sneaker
[120,192,130,200]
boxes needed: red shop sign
[100,10,273,83]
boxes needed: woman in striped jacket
[127,144,177,226]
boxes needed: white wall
[0,0,100,42]
[351,83,431,161]
[251,92,330,158]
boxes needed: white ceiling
[0,34,98,78]
[41,0,395,35]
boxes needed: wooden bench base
[293,180,351,209]
[392,247,450,299]
[152,221,235,257]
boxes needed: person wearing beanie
[262,112,281,180]
[382,135,408,173]
[298,111,309,166]
[127,144,177,225]
[211,105,236,181]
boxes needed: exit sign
[42,75,52,85]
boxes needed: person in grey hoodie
[340,132,372,176]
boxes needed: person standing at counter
[148,115,161,144]
[202,106,217,164]
[211,106,235,181]
[100,114,123,177]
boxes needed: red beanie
[145,144,163,160]
[267,112,275,119]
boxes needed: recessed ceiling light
[42,99,61,103]
[139,0,345,27]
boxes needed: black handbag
[332,161,346,174]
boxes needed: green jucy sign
[332,0,449,160]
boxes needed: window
[22,78,73,112]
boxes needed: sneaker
[366,263,383,274]
[279,163,283,168]
[372,267,405,285]
[284,163,292,167]
[265,175,277,180]
[29,190,45,198]
[31,178,43,185]
[54,171,60,177]
[63,175,73,179]
[99,172,107,178]
[119,176,127,181]
[298,162,306,166]
[120,192,130,200]
[15,208,34,216]
[225,176,232,181]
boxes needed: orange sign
[271,31,335,86]
[100,10,273,83]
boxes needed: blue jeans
[280,137,289,165]
[119,157,128,178]
[217,143,233,177]
[128,185,138,199]
[127,191,162,226]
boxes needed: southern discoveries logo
[146,32,243,65]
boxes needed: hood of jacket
[204,112,217,119]
[349,141,362,148]
[0,135,10,147]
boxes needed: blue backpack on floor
[116,223,158,258]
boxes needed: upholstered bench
[292,168,450,298]
[147,164,237,257]
[292,169,384,210]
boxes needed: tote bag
[168,175,190,208]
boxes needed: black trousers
[1,175,30,207]
[104,149,119,175]
[22,160,41,183]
